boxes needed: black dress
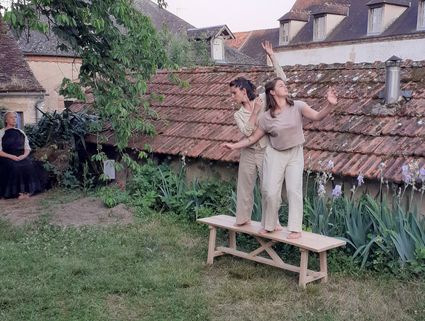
[0,128,44,198]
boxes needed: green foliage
[98,185,130,208]
[25,109,96,149]
[158,27,212,67]
[365,195,425,265]
[0,106,6,128]
[25,110,97,188]
[117,160,234,221]
[304,189,425,274]
[4,0,167,152]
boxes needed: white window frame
[211,37,224,61]
[418,0,425,30]
[313,15,326,41]
[368,6,383,35]
[280,22,290,44]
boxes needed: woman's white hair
[3,111,18,126]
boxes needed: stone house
[228,0,425,66]
[0,20,45,126]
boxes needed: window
[16,112,24,129]
[212,37,224,61]
[280,22,289,44]
[368,6,383,34]
[418,1,425,30]
[313,15,326,41]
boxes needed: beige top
[233,54,286,150]
[258,100,306,151]
[234,97,268,150]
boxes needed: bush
[25,110,98,188]
[124,161,234,221]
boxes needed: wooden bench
[197,215,346,288]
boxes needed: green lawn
[0,191,424,321]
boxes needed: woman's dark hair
[265,77,294,118]
[229,77,257,101]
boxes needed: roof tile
[82,59,425,183]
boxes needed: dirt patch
[0,192,133,227]
[50,197,133,227]
[0,194,45,225]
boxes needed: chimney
[384,55,402,104]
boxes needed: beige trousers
[235,147,265,225]
[261,145,304,232]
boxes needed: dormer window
[310,4,348,42]
[313,15,326,41]
[368,6,383,34]
[278,11,309,46]
[280,22,289,44]
[187,25,234,63]
[418,0,425,30]
[212,37,224,61]
[366,1,410,35]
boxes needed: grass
[0,189,424,321]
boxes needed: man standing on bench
[224,69,338,239]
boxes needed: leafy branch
[4,0,167,156]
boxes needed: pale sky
[164,0,297,32]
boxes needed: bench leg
[299,249,309,289]
[207,226,217,265]
[229,230,236,249]
[319,251,328,283]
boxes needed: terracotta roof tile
[82,59,425,183]
[0,20,45,93]
[226,31,252,50]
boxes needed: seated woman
[0,111,44,199]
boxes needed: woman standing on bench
[229,41,286,226]
[224,77,338,239]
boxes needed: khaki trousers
[261,145,304,232]
[235,147,265,225]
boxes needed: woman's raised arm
[262,41,287,82]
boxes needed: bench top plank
[198,215,346,253]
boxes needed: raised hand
[261,41,274,57]
[253,97,263,114]
[326,86,338,105]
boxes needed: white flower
[332,185,342,198]
[357,175,364,187]
[401,164,412,184]
[318,184,326,197]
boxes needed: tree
[158,26,212,68]
[3,0,167,161]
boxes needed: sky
[164,0,297,32]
